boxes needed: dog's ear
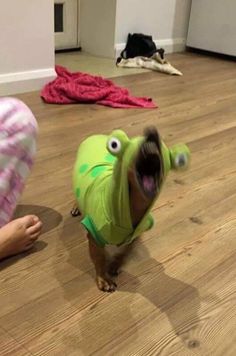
[144,126,161,152]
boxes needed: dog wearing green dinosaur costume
[72,127,190,292]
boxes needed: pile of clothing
[116,33,182,76]
[41,65,157,109]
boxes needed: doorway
[54,0,80,50]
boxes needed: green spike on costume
[73,130,190,247]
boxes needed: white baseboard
[115,37,186,58]
[0,68,56,96]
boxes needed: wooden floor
[0,52,236,355]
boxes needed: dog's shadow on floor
[58,215,201,352]
[119,251,201,349]
[0,204,63,271]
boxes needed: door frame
[54,0,80,50]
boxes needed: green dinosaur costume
[73,130,190,247]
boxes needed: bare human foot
[0,215,42,260]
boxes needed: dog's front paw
[96,275,117,293]
[108,261,120,277]
[71,207,81,217]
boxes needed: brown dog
[72,127,165,292]
[72,127,190,292]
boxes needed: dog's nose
[142,140,158,156]
[144,126,159,144]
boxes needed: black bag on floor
[120,33,165,60]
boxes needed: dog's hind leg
[71,201,81,217]
[87,233,117,292]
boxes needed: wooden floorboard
[0,52,235,355]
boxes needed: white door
[54,0,79,50]
[187,0,236,56]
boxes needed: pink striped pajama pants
[0,97,38,227]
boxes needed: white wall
[115,0,192,54]
[80,0,117,58]
[0,0,56,95]
[187,0,236,56]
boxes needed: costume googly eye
[175,153,188,168]
[107,130,130,158]
[108,137,122,154]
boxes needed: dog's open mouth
[135,136,162,199]
[136,169,158,198]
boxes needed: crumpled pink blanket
[41,65,157,109]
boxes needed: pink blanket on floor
[41,65,157,109]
